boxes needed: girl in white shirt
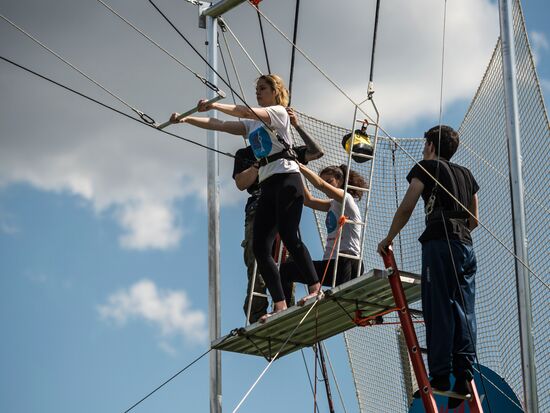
[170,74,318,322]
[280,164,367,305]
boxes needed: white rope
[300,349,321,413]
[232,300,321,412]
[460,140,550,214]
[321,341,349,413]
[219,23,248,104]
[95,0,208,83]
[219,17,263,75]
[437,0,448,129]
[0,13,147,119]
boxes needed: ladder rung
[338,252,361,260]
[251,292,268,298]
[347,184,370,192]
[350,152,374,160]
[432,389,472,401]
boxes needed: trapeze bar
[202,0,248,18]
[211,268,421,359]
[156,91,226,130]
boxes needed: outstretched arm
[197,99,272,125]
[287,108,324,162]
[377,178,424,255]
[299,163,345,203]
[170,113,246,136]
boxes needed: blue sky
[1,0,549,412]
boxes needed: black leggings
[252,172,317,303]
[280,257,363,306]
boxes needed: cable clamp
[136,110,156,125]
[196,75,221,93]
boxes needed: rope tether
[252,1,271,74]
[367,0,381,97]
[288,0,301,106]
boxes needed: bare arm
[299,163,345,203]
[302,181,331,211]
[287,108,324,161]
[197,99,272,124]
[377,178,424,255]
[234,165,259,191]
[468,193,479,231]
[170,112,246,136]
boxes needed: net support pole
[204,8,222,413]
[498,1,539,412]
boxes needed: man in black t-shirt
[233,108,323,323]
[377,125,479,408]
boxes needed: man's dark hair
[424,125,459,160]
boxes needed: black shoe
[448,377,471,410]
[413,375,450,398]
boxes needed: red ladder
[381,247,483,413]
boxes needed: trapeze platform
[211,268,422,360]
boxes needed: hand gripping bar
[156,91,226,130]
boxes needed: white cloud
[530,31,549,66]
[98,279,208,347]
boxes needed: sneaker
[448,377,471,409]
[413,375,450,398]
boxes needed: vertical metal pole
[206,13,222,413]
[498,1,538,412]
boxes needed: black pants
[280,257,363,306]
[252,173,317,303]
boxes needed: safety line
[95,0,219,93]
[0,13,155,124]
[432,0,449,195]
[218,36,237,104]
[288,0,300,106]
[123,347,213,413]
[232,299,321,412]
[219,17,263,76]
[321,341,349,413]
[460,140,550,214]
[0,55,237,161]
[253,3,271,74]
[300,349,321,413]
[368,0,381,84]
[218,22,247,104]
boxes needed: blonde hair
[257,74,289,107]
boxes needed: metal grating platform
[211,268,421,360]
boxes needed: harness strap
[258,148,297,167]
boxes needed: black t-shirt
[407,159,479,244]
[232,145,309,213]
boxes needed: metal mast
[201,2,247,412]
[498,1,539,411]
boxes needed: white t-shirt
[241,105,299,183]
[323,193,362,260]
